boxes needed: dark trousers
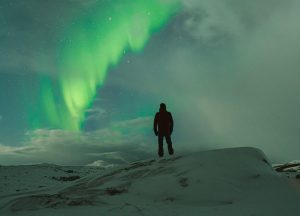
[158,133,174,157]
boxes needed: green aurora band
[35,0,181,131]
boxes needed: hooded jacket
[153,107,174,135]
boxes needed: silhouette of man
[153,103,174,157]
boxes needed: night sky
[1,0,300,165]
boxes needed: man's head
[159,103,166,111]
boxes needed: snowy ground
[1,147,300,215]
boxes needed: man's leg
[158,135,164,157]
[165,135,174,155]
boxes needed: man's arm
[153,113,158,136]
[169,112,174,134]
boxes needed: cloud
[85,107,106,121]
[0,144,25,154]
[179,0,300,162]
[180,0,242,45]
[0,117,155,165]
[108,0,300,163]
[185,0,300,162]
[2,0,300,164]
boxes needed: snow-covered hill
[1,147,300,215]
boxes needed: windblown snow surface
[1,147,300,215]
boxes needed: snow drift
[1,147,300,215]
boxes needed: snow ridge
[1,147,300,216]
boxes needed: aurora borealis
[1,0,300,165]
[31,0,180,131]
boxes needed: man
[153,103,174,157]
